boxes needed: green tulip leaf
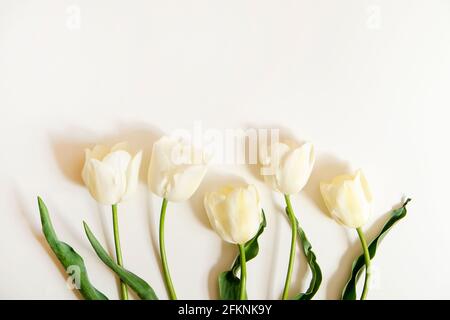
[83,222,158,300]
[219,210,267,300]
[283,207,322,300]
[218,269,241,300]
[293,219,322,300]
[37,197,108,300]
[342,198,411,300]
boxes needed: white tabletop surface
[1,1,449,299]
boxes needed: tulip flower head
[82,142,142,205]
[260,141,315,195]
[259,140,317,299]
[204,184,262,245]
[148,136,208,202]
[320,169,373,228]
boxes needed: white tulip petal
[225,188,242,243]
[204,191,234,243]
[320,182,336,218]
[122,151,142,201]
[155,136,180,163]
[335,182,358,227]
[166,165,207,201]
[278,142,315,194]
[235,186,261,244]
[82,145,108,185]
[261,142,290,192]
[102,151,131,198]
[102,150,132,174]
[148,142,172,198]
[356,169,373,204]
[87,159,122,205]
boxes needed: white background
[1,1,450,300]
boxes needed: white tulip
[204,184,262,245]
[148,136,207,202]
[82,142,142,205]
[320,169,373,228]
[260,142,315,195]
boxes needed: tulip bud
[320,169,373,228]
[261,142,315,195]
[82,142,142,205]
[204,184,262,245]
[148,136,207,202]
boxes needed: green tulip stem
[159,198,177,300]
[238,244,247,300]
[356,227,371,300]
[282,194,297,300]
[112,204,128,300]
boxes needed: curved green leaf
[342,198,411,300]
[83,222,158,300]
[284,207,322,300]
[218,268,241,300]
[219,210,267,300]
[37,197,108,300]
[293,221,322,300]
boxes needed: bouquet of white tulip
[36,131,410,301]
